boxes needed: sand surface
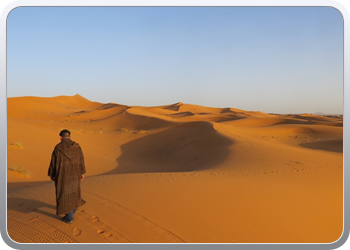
[7,94,343,243]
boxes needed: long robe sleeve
[48,149,57,179]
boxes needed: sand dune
[7,95,343,243]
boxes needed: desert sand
[7,94,343,243]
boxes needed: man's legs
[62,208,77,223]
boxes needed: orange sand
[7,94,343,243]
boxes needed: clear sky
[7,7,343,114]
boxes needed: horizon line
[7,94,344,116]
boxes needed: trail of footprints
[76,209,132,243]
[84,191,186,243]
[25,192,132,243]
[8,191,185,243]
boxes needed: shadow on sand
[7,197,59,220]
[109,121,234,174]
[299,139,343,153]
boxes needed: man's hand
[80,175,84,181]
[50,177,55,181]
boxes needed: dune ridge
[7,95,343,243]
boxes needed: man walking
[48,129,86,224]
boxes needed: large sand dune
[7,95,343,243]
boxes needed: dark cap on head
[59,129,71,138]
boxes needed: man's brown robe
[48,138,86,215]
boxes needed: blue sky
[7,7,343,114]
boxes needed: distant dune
[7,95,343,243]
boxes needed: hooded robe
[48,138,86,215]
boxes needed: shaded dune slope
[71,107,175,131]
[300,139,343,153]
[114,121,234,174]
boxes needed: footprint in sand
[92,216,99,223]
[73,227,82,236]
[97,231,113,239]
[30,217,39,222]
[104,232,112,239]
